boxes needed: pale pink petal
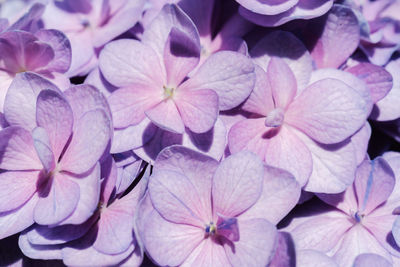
[298,131,358,193]
[0,171,39,213]
[290,211,352,252]
[264,126,313,187]
[242,65,274,116]
[181,51,255,110]
[317,181,358,215]
[228,118,269,158]
[154,145,218,219]
[286,78,368,144]
[111,119,157,153]
[18,233,63,260]
[4,72,61,131]
[236,0,298,15]
[0,126,42,171]
[224,218,277,267]
[382,152,400,208]
[145,100,185,134]
[34,174,80,225]
[99,39,165,88]
[212,151,264,217]
[309,69,373,116]
[0,71,13,112]
[239,0,333,27]
[0,194,38,239]
[60,109,111,174]
[32,127,55,173]
[240,165,301,224]
[149,169,208,227]
[363,214,400,258]
[373,58,400,121]
[353,253,392,267]
[355,158,395,215]
[268,57,297,108]
[310,4,360,69]
[36,90,73,160]
[269,231,295,267]
[350,122,371,165]
[250,31,313,91]
[142,4,199,66]
[64,84,112,123]
[34,29,71,74]
[175,88,218,133]
[63,233,135,266]
[181,238,230,267]
[108,86,162,128]
[59,164,101,225]
[140,208,204,266]
[164,27,200,87]
[296,249,338,267]
[346,63,393,103]
[333,225,393,267]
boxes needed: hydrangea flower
[0,73,111,238]
[137,145,300,266]
[286,154,400,266]
[18,156,148,266]
[228,32,370,192]
[99,4,255,154]
[41,0,146,76]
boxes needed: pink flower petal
[333,225,392,267]
[228,118,269,158]
[34,29,71,73]
[0,171,39,213]
[145,100,185,134]
[32,127,55,173]
[298,131,358,193]
[212,151,264,217]
[268,57,297,109]
[0,126,42,171]
[18,233,63,260]
[99,39,165,88]
[175,88,218,133]
[224,218,277,267]
[250,31,313,90]
[181,51,255,110]
[142,4,199,66]
[108,86,162,128]
[164,27,200,87]
[296,249,338,267]
[58,164,101,225]
[346,63,393,103]
[353,253,392,267]
[140,208,204,266]
[290,211,352,252]
[236,0,298,15]
[182,237,230,266]
[0,194,38,239]
[149,169,209,227]
[34,173,80,225]
[286,78,368,144]
[264,126,313,187]
[310,4,360,69]
[240,165,301,224]
[242,65,274,116]
[4,72,61,131]
[355,158,395,215]
[60,109,111,174]
[36,90,73,160]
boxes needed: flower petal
[212,151,264,217]
[36,89,73,160]
[286,78,368,144]
[145,100,185,134]
[60,109,110,174]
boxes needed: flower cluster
[0,0,400,266]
